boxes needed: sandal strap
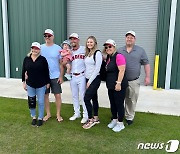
[83,119,95,129]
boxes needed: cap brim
[44,33,53,36]
[69,36,79,39]
[103,43,114,46]
[125,33,135,37]
[31,46,40,50]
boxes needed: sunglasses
[105,45,112,49]
[44,34,52,38]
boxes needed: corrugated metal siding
[171,0,180,89]
[67,0,159,85]
[155,0,171,88]
[0,1,5,77]
[7,0,67,78]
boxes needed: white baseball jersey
[70,45,88,118]
[71,46,85,73]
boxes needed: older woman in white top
[83,36,102,129]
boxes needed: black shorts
[45,78,62,94]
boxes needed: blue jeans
[27,85,46,120]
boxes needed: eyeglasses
[44,34,52,38]
[105,45,112,49]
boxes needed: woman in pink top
[103,39,128,133]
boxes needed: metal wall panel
[155,0,171,88]
[7,0,67,78]
[67,0,159,85]
[0,1,5,77]
[171,0,180,89]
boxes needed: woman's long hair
[27,49,33,57]
[85,36,98,57]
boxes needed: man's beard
[71,42,76,47]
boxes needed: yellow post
[153,55,159,90]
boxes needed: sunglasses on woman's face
[105,45,112,50]
[44,34,52,38]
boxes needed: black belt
[72,71,84,76]
[128,77,139,81]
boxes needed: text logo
[165,140,179,153]
[137,140,179,153]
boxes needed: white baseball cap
[103,39,116,47]
[44,29,54,36]
[31,42,41,49]
[125,30,136,37]
[69,33,79,39]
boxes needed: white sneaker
[112,122,125,132]
[69,114,81,121]
[107,119,117,128]
[81,117,88,124]
[64,73,72,80]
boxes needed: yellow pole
[153,55,159,90]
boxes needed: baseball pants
[70,74,88,118]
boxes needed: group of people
[22,29,150,132]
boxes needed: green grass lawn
[0,97,179,154]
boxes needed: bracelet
[116,81,121,84]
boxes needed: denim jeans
[27,85,46,120]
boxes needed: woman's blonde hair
[27,48,33,57]
[85,36,98,57]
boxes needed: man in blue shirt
[41,29,64,122]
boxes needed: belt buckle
[73,71,84,76]
[73,73,80,76]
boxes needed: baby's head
[61,40,72,50]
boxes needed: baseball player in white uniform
[69,33,88,124]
